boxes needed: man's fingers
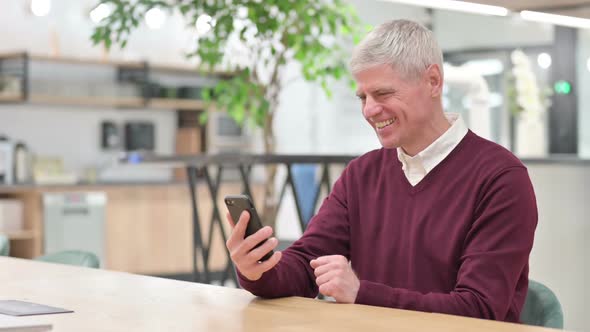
[252,251,282,275]
[310,255,348,269]
[226,211,250,249]
[312,262,340,278]
[315,269,339,286]
[237,226,273,256]
[319,282,334,297]
[247,237,279,262]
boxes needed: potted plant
[91,0,363,226]
[507,49,551,157]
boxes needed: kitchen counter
[0,180,186,193]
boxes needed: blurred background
[0,0,588,330]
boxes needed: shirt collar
[397,113,468,174]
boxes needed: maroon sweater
[239,131,538,322]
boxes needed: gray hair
[350,19,443,80]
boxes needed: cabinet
[0,182,263,276]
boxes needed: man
[225,19,537,322]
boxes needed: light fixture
[90,3,113,23]
[145,7,166,30]
[537,53,552,69]
[379,0,508,16]
[463,59,504,76]
[196,14,213,36]
[520,11,590,29]
[30,0,51,17]
[587,57,590,73]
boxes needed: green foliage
[91,0,363,132]
[505,71,520,116]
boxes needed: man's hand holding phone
[225,210,282,281]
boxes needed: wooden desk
[0,257,558,332]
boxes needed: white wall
[0,106,176,181]
[526,164,590,332]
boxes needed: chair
[0,234,9,256]
[34,250,100,268]
[520,280,564,329]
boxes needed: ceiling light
[196,14,213,36]
[463,59,504,76]
[379,0,508,16]
[537,53,552,69]
[31,0,51,17]
[145,7,166,30]
[90,3,113,23]
[520,11,590,29]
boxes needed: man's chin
[379,140,400,150]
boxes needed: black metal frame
[135,154,356,285]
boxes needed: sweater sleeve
[355,167,537,321]
[238,166,352,298]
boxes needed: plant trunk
[261,111,279,229]
[260,55,284,229]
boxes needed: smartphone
[224,194,274,261]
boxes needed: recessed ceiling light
[521,11,590,29]
[379,0,508,16]
[145,7,166,30]
[537,53,552,69]
[31,0,51,17]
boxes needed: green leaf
[199,112,209,125]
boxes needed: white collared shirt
[397,113,468,186]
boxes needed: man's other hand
[310,255,360,303]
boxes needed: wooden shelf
[0,94,24,102]
[0,94,209,110]
[29,54,144,69]
[0,52,27,60]
[148,98,206,110]
[150,64,234,77]
[1,230,35,240]
[29,95,145,108]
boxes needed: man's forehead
[355,82,395,94]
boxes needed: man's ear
[425,64,443,98]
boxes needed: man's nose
[363,97,381,118]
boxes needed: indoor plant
[91,0,363,225]
[507,49,551,157]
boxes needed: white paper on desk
[0,314,52,332]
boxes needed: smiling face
[354,63,445,155]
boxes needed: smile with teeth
[375,118,396,129]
